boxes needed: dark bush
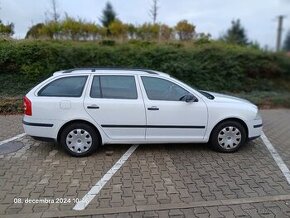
[0,97,22,114]
[99,40,116,46]
[0,40,289,95]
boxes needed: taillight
[23,96,32,116]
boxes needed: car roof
[53,68,170,77]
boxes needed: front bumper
[247,118,263,139]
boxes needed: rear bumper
[23,118,58,140]
[23,120,54,127]
[31,136,56,142]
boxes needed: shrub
[0,40,289,93]
[99,39,116,46]
[1,40,290,113]
[20,63,46,82]
[0,97,22,114]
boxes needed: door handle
[87,105,100,109]
[148,106,159,111]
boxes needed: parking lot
[1,110,290,217]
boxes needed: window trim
[37,75,88,98]
[141,76,192,102]
[90,75,138,100]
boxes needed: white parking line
[261,131,290,185]
[73,144,139,211]
[0,133,26,146]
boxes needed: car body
[23,68,263,156]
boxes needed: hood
[205,91,255,106]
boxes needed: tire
[210,120,246,153]
[60,122,100,157]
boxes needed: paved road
[0,110,290,217]
[0,115,23,141]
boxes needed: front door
[139,76,207,142]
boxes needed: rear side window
[90,75,137,99]
[38,76,88,97]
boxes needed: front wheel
[210,121,246,152]
[60,123,100,157]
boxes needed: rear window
[38,76,88,97]
[90,75,137,99]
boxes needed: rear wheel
[210,120,246,152]
[60,123,99,157]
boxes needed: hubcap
[218,126,241,149]
[66,129,92,154]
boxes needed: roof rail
[62,67,158,74]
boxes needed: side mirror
[180,94,198,103]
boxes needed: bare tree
[46,0,60,22]
[149,0,158,24]
[51,0,60,22]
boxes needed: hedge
[0,40,290,97]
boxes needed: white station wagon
[23,68,263,157]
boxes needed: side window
[141,76,189,101]
[90,76,101,98]
[38,76,88,97]
[90,75,137,99]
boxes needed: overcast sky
[1,0,290,49]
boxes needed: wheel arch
[57,119,102,145]
[210,117,249,140]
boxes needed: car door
[139,76,208,142]
[84,74,146,141]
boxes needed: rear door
[139,76,208,142]
[84,74,146,141]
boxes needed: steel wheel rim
[218,126,241,149]
[66,129,92,154]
